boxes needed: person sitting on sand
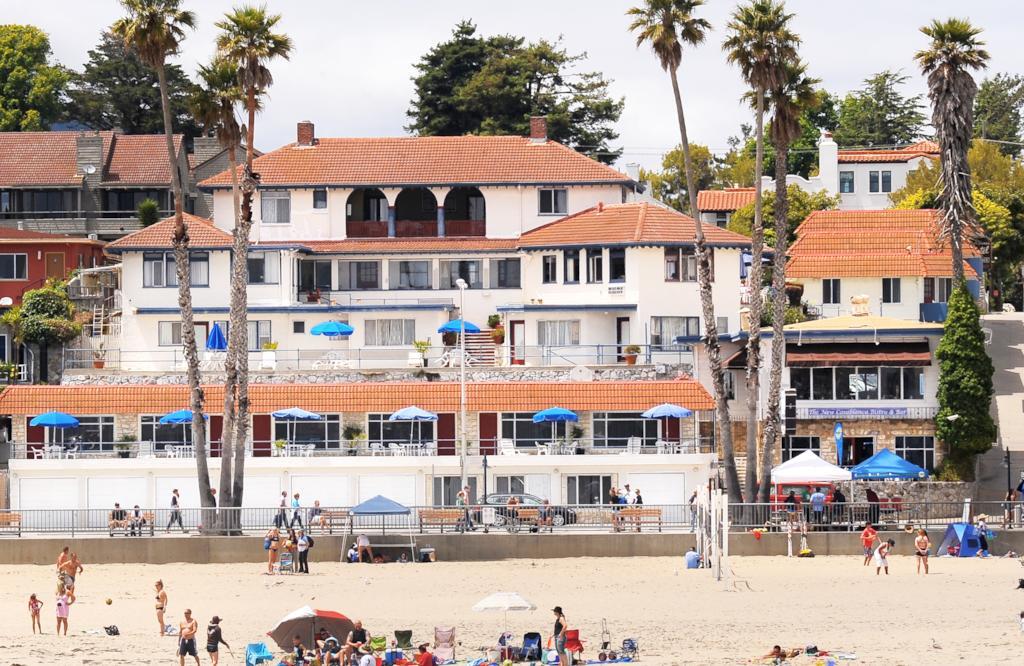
[358,646,376,666]
[343,620,369,664]
[762,645,801,662]
[415,643,435,666]
[322,636,343,665]
[292,634,309,666]
[346,544,359,563]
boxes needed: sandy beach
[0,554,1019,665]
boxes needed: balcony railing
[296,291,455,308]
[345,219,486,238]
[0,209,172,221]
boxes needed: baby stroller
[522,632,542,661]
[278,550,295,574]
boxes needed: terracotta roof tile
[696,188,757,212]
[788,209,979,278]
[102,134,183,185]
[199,136,632,188]
[0,131,109,186]
[518,202,752,248]
[0,380,714,415]
[837,140,940,164]
[106,213,232,250]
[277,238,519,254]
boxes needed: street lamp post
[456,278,468,490]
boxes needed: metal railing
[63,343,694,372]
[11,436,716,460]
[0,209,172,221]
[726,500,1009,532]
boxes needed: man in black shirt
[109,503,128,535]
[343,620,369,665]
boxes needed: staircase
[461,331,497,366]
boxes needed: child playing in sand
[28,593,43,634]
[55,584,72,635]
[874,538,895,575]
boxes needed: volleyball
[105,598,112,605]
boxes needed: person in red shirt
[415,644,434,666]
[861,523,879,566]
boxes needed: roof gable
[106,213,232,251]
[102,134,183,185]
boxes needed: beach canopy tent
[438,318,480,334]
[936,522,981,557]
[351,495,411,516]
[851,448,929,480]
[473,592,537,633]
[268,606,355,651]
[770,450,852,483]
[206,322,227,351]
[310,321,354,337]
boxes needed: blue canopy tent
[936,522,981,557]
[388,406,438,449]
[851,448,929,480]
[30,411,79,446]
[641,403,693,451]
[206,322,227,351]
[350,495,413,539]
[310,321,355,337]
[532,407,578,447]
[271,407,322,448]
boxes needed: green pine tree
[935,283,996,479]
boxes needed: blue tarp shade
[271,407,322,421]
[388,406,438,422]
[532,407,579,423]
[206,322,227,351]
[351,495,411,516]
[641,403,692,419]
[850,448,929,480]
[936,522,981,557]
[437,318,480,334]
[310,321,354,337]
[30,411,79,428]
[159,409,208,425]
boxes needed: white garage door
[88,477,147,528]
[625,473,687,505]
[525,474,551,501]
[18,477,77,529]
[357,475,416,505]
[155,477,203,512]
[290,475,350,508]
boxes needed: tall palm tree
[723,0,798,502]
[112,0,214,511]
[915,18,990,283]
[215,5,292,515]
[628,0,742,501]
[760,62,819,501]
[191,55,245,527]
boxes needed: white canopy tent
[770,450,852,484]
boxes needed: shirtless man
[59,552,83,602]
[178,608,200,666]
[56,546,70,572]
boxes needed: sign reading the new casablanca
[806,407,909,418]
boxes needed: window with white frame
[924,277,953,303]
[716,316,729,335]
[895,435,935,470]
[782,435,820,461]
[141,414,192,451]
[869,170,881,193]
[839,171,854,193]
[247,251,280,285]
[501,412,566,445]
[144,251,208,287]
[389,260,431,290]
[495,475,525,495]
[791,365,921,401]
[822,278,841,304]
[609,248,626,282]
[663,247,709,282]
[368,412,435,443]
[0,253,27,280]
[274,414,340,447]
[247,320,272,351]
[542,255,557,284]
[650,316,699,349]
[538,188,567,215]
[592,411,658,448]
[881,171,892,192]
[433,476,477,506]
[260,190,290,223]
[338,260,380,290]
[313,188,328,209]
[440,260,482,289]
[537,320,580,346]
[566,475,612,505]
[299,259,332,292]
[53,415,114,445]
[365,319,415,346]
[563,250,580,284]
[158,321,182,346]
[489,258,521,288]
[882,277,901,303]
[586,249,603,283]
[714,211,728,226]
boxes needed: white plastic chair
[370,442,386,457]
[499,439,519,456]
[536,443,549,455]
[388,442,404,456]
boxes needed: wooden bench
[0,511,21,536]
[321,510,350,535]
[418,508,465,533]
[618,507,664,532]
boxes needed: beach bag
[104,625,120,636]
[307,536,315,549]
[264,537,271,550]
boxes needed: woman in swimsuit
[55,584,72,636]
[914,529,930,574]
[155,580,168,636]
[266,527,281,574]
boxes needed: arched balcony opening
[394,188,438,237]
[443,187,486,236]
[345,188,388,238]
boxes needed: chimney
[297,120,315,147]
[76,132,104,186]
[817,129,839,195]
[597,201,604,212]
[192,136,222,166]
[529,116,547,143]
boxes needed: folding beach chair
[245,642,274,666]
[619,638,639,660]
[497,632,520,661]
[522,632,542,661]
[564,630,584,662]
[278,550,295,574]
[394,630,414,649]
[434,626,456,662]
[370,636,388,653]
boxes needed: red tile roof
[837,140,940,164]
[102,134,184,185]
[697,188,757,212]
[518,202,752,248]
[788,209,978,278]
[281,238,519,254]
[199,136,633,188]
[106,213,232,250]
[0,380,714,415]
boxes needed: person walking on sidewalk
[290,493,303,528]
[167,489,185,532]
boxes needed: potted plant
[413,340,430,367]
[92,345,106,369]
[487,314,502,329]
[623,344,641,365]
[261,341,279,370]
[115,435,136,459]
[491,324,505,344]
[273,439,287,456]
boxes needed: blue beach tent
[936,522,981,557]
[850,448,929,480]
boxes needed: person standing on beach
[915,529,930,574]
[290,493,303,528]
[59,553,82,602]
[861,523,878,566]
[178,608,200,666]
[167,489,185,532]
[56,546,69,572]
[265,527,281,574]
[296,529,311,574]
[28,593,43,634]
[552,606,568,666]
[55,584,72,636]
[155,580,168,636]
[809,487,826,527]
[206,616,229,665]
[874,539,894,575]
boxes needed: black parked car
[481,493,577,527]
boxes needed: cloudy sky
[13,0,1021,169]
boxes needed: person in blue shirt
[290,493,303,528]
[809,487,826,527]
[684,547,700,569]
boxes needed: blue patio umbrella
[642,403,693,450]
[159,409,208,425]
[31,411,79,447]
[532,406,578,444]
[310,321,354,337]
[437,318,480,334]
[206,322,227,351]
[271,407,322,446]
[388,406,438,422]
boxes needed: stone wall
[791,418,939,466]
[849,480,973,505]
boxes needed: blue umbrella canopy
[350,495,411,516]
[437,318,480,334]
[310,321,355,337]
[271,407,323,421]
[159,409,209,425]
[641,403,693,419]
[30,411,79,428]
[851,448,930,480]
[388,406,438,422]
[532,407,579,423]
[206,322,227,351]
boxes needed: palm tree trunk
[760,138,791,502]
[744,88,767,503]
[940,141,969,285]
[669,68,740,501]
[157,61,213,513]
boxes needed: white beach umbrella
[473,592,537,634]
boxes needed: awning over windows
[785,342,931,367]
[725,348,747,369]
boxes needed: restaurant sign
[806,407,909,418]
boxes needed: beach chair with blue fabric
[245,641,274,666]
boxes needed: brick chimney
[529,116,547,143]
[76,132,104,185]
[297,120,315,147]
[192,136,222,166]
